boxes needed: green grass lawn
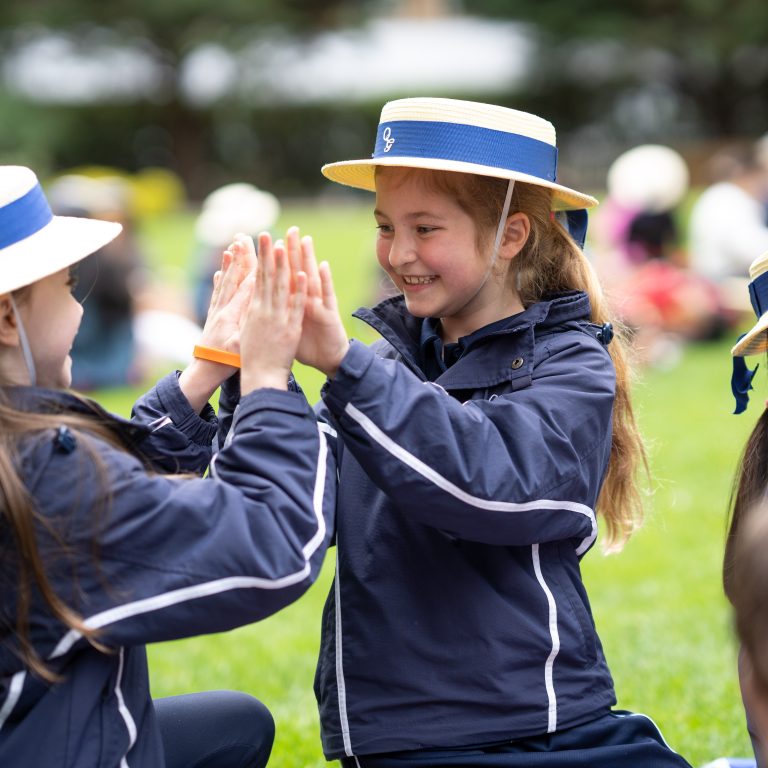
[92,199,762,767]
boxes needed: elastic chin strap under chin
[492,179,515,262]
[10,295,37,386]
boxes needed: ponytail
[512,183,647,551]
[386,169,647,550]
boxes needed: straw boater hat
[732,251,768,357]
[0,165,122,295]
[321,97,598,211]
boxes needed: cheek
[375,239,392,271]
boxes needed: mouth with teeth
[401,275,437,286]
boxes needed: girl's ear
[0,294,20,347]
[499,212,530,261]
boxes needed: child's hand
[179,234,256,411]
[198,233,257,363]
[240,233,307,394]
[286,226,349,379]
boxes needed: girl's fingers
[233,233,257,272]
[273,240,289,314]
[286,226,303,278]
[209,269,223,308]
[289,271,308,329]
[301,235,322,299]
[230,268,256,319]
[260,238,279,310]
[318,260,339,310]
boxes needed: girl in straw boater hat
[725,250,768,768]
[0,165,336,768]
[279,97,692,766]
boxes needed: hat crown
[0,166,39,208]
[379,97,557,147]
[749,251,768,280]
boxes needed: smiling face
[15,268,84,388]
[374,167,525,341]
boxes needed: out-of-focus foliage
[2,0,767,196]
[464,0,768,136]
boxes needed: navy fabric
[313,292,632,760]
[749,272,768,317]
[0,373,335,768]
[155,691,274,768]
[339,711,691,767]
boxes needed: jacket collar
[4,386,150,448]
[353,291,593,390]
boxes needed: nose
[387,232,416,269]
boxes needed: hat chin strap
[10,295,37,386]
[492,179,515,262]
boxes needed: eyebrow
[373,208,447,221]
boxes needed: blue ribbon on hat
[0,183,53,249]
[373,120,558,182]
[749,271,768,316]
[732,339,758,415]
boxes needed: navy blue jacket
[0,373,335,767]
[314,292,617,759]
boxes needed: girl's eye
[67,271,79,290]
[416,226,437,235]
[376,224,393,234]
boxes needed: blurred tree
[2,0,766,193]
[464,0,768,138]
[0,0,381,194]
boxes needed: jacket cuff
[234,387,313,426]
[153,372,218,445]
[321,340,376,417]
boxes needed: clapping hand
[179,233,257,411]
[285,226,349,379]
[239,232,307,395]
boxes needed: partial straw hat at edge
[731,250,768,357]
[321,97,598,212]
[0,165,122,295]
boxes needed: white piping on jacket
[0,671,26,731]
[343,402,597,553]
[532,543,560,732]
[115,648,137,768]
[334,549,353,756]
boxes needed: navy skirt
[340,710,692,768]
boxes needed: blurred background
[3,1,768,765]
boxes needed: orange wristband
[193,345,241,368]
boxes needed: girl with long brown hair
[0,166,334,768]
[284,97,688,767]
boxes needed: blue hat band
[0,183,53,250]
[749,271,768,318]
[373,120,558,183]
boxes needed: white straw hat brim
[0,215,122,295]
[322,156,598,211]
[732,314,768,357]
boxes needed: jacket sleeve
[321,337,615,549]
[33,387,336,653]
[129,371,218,475]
